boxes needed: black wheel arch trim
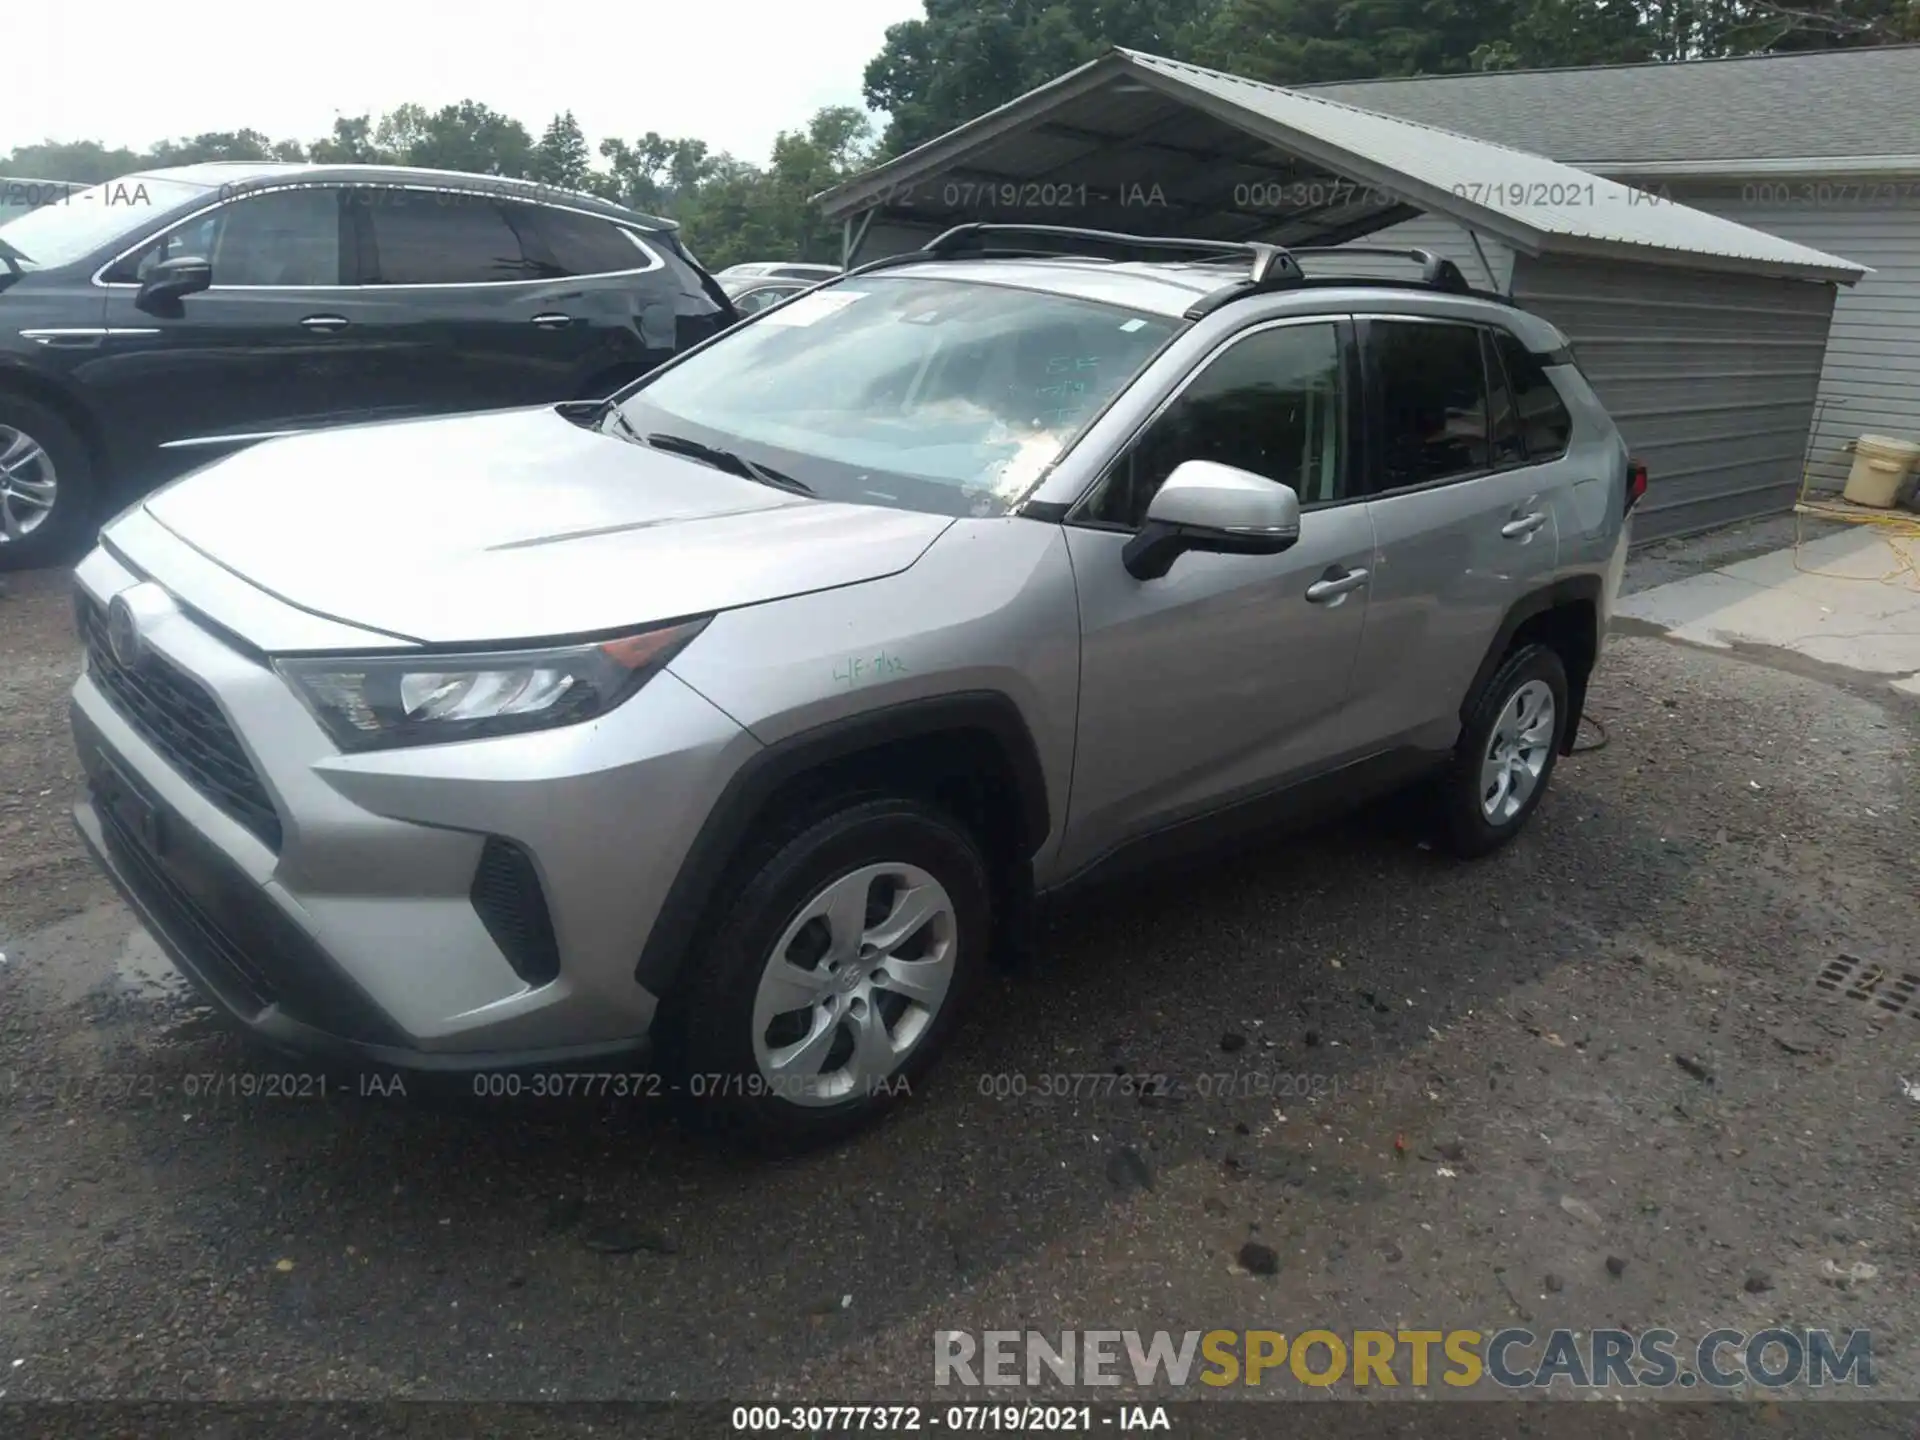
[635,690,1051,996]
[1464,574,1603,756]
[0,362,109,468]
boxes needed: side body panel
[665,518,1084,874]
[1055,507,1376,877]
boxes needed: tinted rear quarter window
[1372,320,1491,489]
[1494,330,1575,461]
[529,206,655,276]
[360,190,542,284]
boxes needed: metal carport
[815,50,1870,541]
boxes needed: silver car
[69,227,1642,1149]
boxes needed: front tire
[658,796,991,1152]
[1433,643,1568,858]
[0,394,97,571]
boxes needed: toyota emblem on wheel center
[106,592,144,670]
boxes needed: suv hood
[138,407,954,646]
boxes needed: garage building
[815,50,1867,541]
[1300,46,1920,500]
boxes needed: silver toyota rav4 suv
[70,225,1644,1148]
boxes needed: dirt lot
[0,570,109,933]
[0,545,1915,1434]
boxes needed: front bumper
[69,537,761,1068]
[71,761,655,1073]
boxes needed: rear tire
[656,796,991,1153]
[1432,643,1568,858]
[0,393,97,571]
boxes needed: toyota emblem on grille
[106,592,144,670]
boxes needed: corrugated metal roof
[1299,46,1920,168]
[817,50,1868,285]
[1123,52,1868,281]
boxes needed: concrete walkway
[1618,520,1920,698]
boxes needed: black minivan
[0,162,737,568]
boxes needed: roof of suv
[124,162,678,231]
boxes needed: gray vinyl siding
[1322,214,1515,292]
[1643,182,1920,492]
[1338,187,1917,503]
[1508,252,1836,541]
[1339,215,1844,539]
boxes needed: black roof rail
[1183,245,1477,319]
[922,223,1305,284]
[1287,246,1472,294]
[835,226,1486,318]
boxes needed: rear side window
[528,206,656,276]
[1482,329,1526,466]
[358,190,543,284]
[1371,319,1491,490]
[208,187,344,286]
[1493,331,1575,462]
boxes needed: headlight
[276,618,709,752]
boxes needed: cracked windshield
[613,275,1178,515]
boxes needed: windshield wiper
[0,236,28,280]
[643,431,815,497]
[599,400,644,444]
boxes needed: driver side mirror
[137,255,213,310]
[1121,459,1302,581]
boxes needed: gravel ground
[0,549,1915,1428]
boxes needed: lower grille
[79,594,283,851]
[471,838,561,987]
[94,785,279,1014]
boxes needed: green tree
[863,0,1223,155]
[1198,0,1918,76]
[534,111,593,189]
[1715,0,1920,51]
[373,102,432,158]
[1191,0,1537,83]
[0,140,147,183]
[399,101,536,176]
[147,129,301,165]
[596,133,718,212]
[673,106,878,270]
[1506,0,1663,65]
[308,115,392,164]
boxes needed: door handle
[1305,566,1370,605]
[1501,511,1548,539]
[301,315,349,333]
[530,313,574,329]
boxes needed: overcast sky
[4,1,923,163]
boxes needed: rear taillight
[1625,458,1648,515]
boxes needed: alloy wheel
[750,862,958,1106]
[0,425,58,542]
[1480,679,1556,823]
